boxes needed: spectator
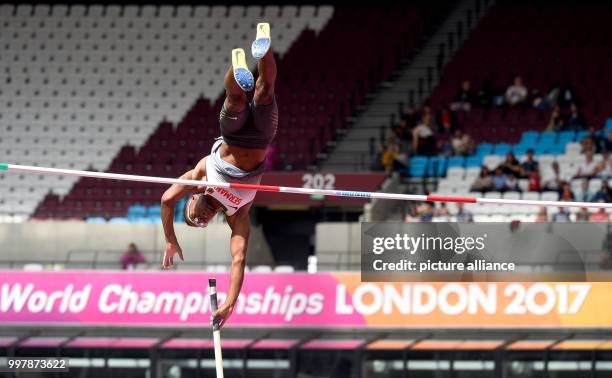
[558,182,575,201]
[580,126,605,153]
[434,203,451,221]
[381,141,401,172]
[542,161,566,191]
[574,152,598,179]
[527,169,541,191]
[520,149,539,177]
[505,76,528,107]
[591,180,611,203]
[499,152,522,177]
[552,206,571,222]
[546,106,563,131]
[412,122,436,156]
[455,203,473,222]
[403,207,420,223]
[417,202,435,222]
[120,243,146,270]
[505,174,520,192]
[451,129,475,156]
[577,179,593,202]
[491,167,508,192]
[602,130,612,153]
[557,81,579,108]
[575,207,590,221]
[420,105,436,128]
[597,151,612,178]
[470,166,493,192]
[589,200,610,222]
[437,107,457,135]
[451,80,476,111]
[371,142,385,171]
[535,207,548,222]
[567,103,585,130]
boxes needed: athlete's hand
[162,242,184,269]
[211,302,234,329]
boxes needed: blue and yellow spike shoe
[251,22,271,60]
[232,48,254,92]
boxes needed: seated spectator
[590,200,610,222]
[434,203,451,221]
[582,126,606,153]
[575,207,590,221]
[437,138,453,157]
[567,103,585,130]
[577,179,593,202]
[491,167,508,191]
[470,166,493,192]
[591,180,611,203]
[557,81,580,108]
[546,106,563,131]
[574,152,598,179]
[454,203,474,222]
[417,202,435,222]
[552,206,571,222]
[412,122,436,156]
[451,129,475,156]
[558,182,575,201]
[404,207,420,223]
[451,80,476,111]
[505,174,520,192]
[505,76,528,107]
[437,107,457,136]
[521,149,539,177]
[382,141,401,172]
[120,243,146,270]
[597,151,612,178]
[535,207,548,222]
[499,152,522,177]
[527,170,541,191]
[542,161,567,191]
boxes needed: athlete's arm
[160,157,207,268]
[212,202,252,328]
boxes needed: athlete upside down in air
[160,23,277,328]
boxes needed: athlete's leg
[223,64,248,113]
[253,24,276,106]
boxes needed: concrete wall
[0,222,273,268]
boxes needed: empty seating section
[0,5,430,220]
[0,4,333,219]
[429,4,612,141]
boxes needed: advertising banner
[1,271,612,328]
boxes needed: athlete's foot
[232,48,254,92]
[251,22,271,60]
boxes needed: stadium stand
[0,5,432,220]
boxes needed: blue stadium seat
[576,130,590,141]
[512,145,529,156]
[476,143,493,155]
[147,205,162,217]
[409,165,427,177]
[109,217,131,224]
[127,205,147,219]
[493,143,511,155]
[547,145,566,155]
[86,217,106,224]
[447,156,465,168]
[466,155,483,167]
[520,131,539,143]
[558,130,576,143]
[539,131,557,143]
[427,157,447,177]
[606,118,612,131]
